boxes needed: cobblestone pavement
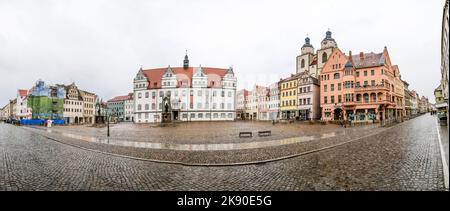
[0,114,446,190]
[40,121,378,144]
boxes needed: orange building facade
[320,47,405,123]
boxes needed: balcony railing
[354,84,389,92]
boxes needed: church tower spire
[183,50,189,69]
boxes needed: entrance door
[173,111,179,120]
[334,108,343,120]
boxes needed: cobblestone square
[0,114,448,191]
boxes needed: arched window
[364,93,369,103]
[322,52,328,64]
[301,59,305,68]
[334,73,340,79]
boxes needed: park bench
[239,132,253,138]
[258,130,272,137]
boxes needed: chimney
[349,51,353,63]
[359,52,364,60]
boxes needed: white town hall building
[133,54,237,123]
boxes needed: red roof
[108,95,132,102]
[142,67,229,89]
[18,89,28,97]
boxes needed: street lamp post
[106,109,110,137]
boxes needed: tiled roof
[18,89,28,97]
[351,52,384,68]
[108,95,131,102]
[142,67,229,89]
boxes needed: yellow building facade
[280,74,300,119]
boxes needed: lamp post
[106,109,110,137]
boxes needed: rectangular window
[190,113,195,119]
[371,70,375,76]
[198,113,203,119]
[331,96,335,104]
[338,95,342,103]
[331,84,335,91]
[145,92,149,98]
[197,103,202,109]
[338,83,341,91]
[307,98,311,105]
[324,85,328,92]
[356,72,360,77]
[324,96,328,104]
[364,71,368,76]
[198,90,202,96]
[221,91,225,97]
[371,80,376,86]
[206,113,211,119]
[364,81,368,86]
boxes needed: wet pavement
[36,121,377,144]
[0,114,447,191]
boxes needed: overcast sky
[0,0,445,104]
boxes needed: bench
[239,132,253,138]
[258,131,272,137]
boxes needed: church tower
[316,30,338,76]
[296,36,315,74]
[183,50,189,69]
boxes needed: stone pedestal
[162,113,172,123]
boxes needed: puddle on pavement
[43,128,342,151]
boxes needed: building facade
[297,73,321,120]
[267,83,280,121]
[16,89,31,120]
[435,84,447,115]
[441,0,449,123]
[133,54,237,123]
[0,104,8,121]
[403,81,414,119]
[418,96,430,114]
[236,89,249,120]
[107,95,128,122]
[124,93,134,122]
[63,83,84,124]
[80,90,97,124]
[320,47,405,123]
[280,74,300,120]
[28,80,65,120]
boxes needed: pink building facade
[320,47,405,123]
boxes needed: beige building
[80,90,97,124]
[0,103,9,120]
[63,83,84,124]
